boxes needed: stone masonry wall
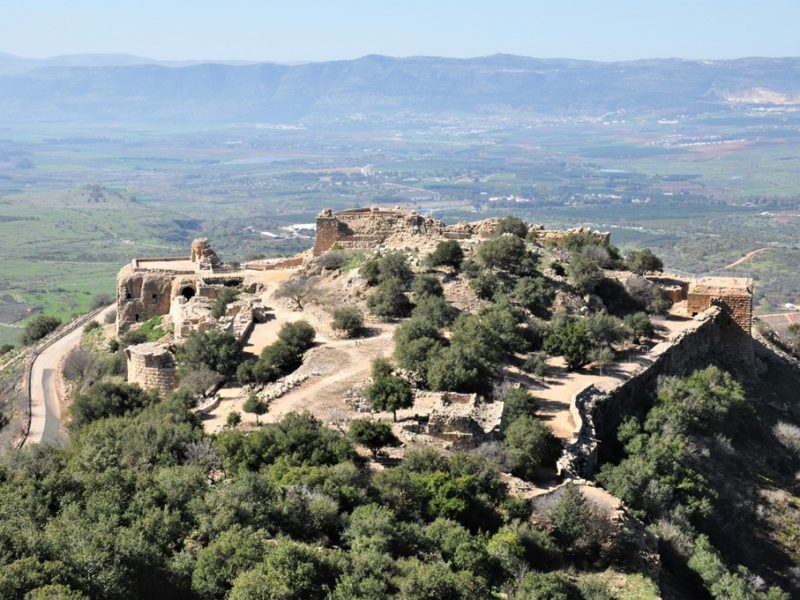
[559,307,723,479]
[116,267,176,334]
[125,343,177,396]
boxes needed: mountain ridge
[2,53,800,125]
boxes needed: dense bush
[426,240,464,269]
[367,278,413,319]
[21,315,61,345]
[411,274,443,299]
[348,418,398,458]
[625,275,672,314]
[366,358,414,421]
[331,307,364,337]
[69,381,160,430]
[566,250,604,294]
[176,329,241,376]
[495,216,528,238]
[411,295,459,328]
[504,415,561,480]
[543,318,595,370]
[394,318,446,378]
[361,252,414,287]
[478,235,538,276]
[513,275,554,316]
[278,320,316,353]
[500,387,539,425]
[469,270,502,300]
[238,322,316,386]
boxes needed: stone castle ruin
[313,207,610,255]
[115,209,756,467]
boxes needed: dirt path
[724,247,768,270]
[512,306,701,441]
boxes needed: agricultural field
[1,112,799,333]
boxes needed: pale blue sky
[2,0,798,62]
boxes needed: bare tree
[179,367,223,397]
[63,347,101,382]
[275,275,319,310]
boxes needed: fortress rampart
[558,305,742,479]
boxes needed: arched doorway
[181,286,196,300]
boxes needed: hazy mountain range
[1,52,799,125]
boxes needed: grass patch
[138,316,170,341]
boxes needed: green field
[1,116,799,324]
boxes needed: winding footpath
[23,305,115,448]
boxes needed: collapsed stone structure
[313,207,609,255]
[402,392,504,450]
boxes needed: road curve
[23,305,115,448]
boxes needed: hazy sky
[2,0,799,62]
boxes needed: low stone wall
[243,256,304,271]
[558,307,723,478]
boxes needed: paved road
[23,306,114,447]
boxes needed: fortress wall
[559,307,724,478]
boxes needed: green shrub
[212,287,240,319]
[348,418,398,458]
[543,318,594,371]
[469,270,501,300]
[367,278,413,319]
[278,320,316,352]
[70,381,159,430]
[361,252,414,287]
[478,236,538,275]
[427,240,464,269]
[513,275,554,316]
[83,320,101,333]
[500,388,539,425]
[176,329,241,376]
[366,359,414,421]
[624,311,654,342]
[522,351,548,379]
[495,216,528,238]
[504,415,561,480]
[22,315,61,345]
[626,248,663,275]
[331,307,364,337]
[411,295,459,328]
[411,274,443,299]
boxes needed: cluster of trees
[598,366,789,600]
[0,364,655,600]
[236,321,315,386]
